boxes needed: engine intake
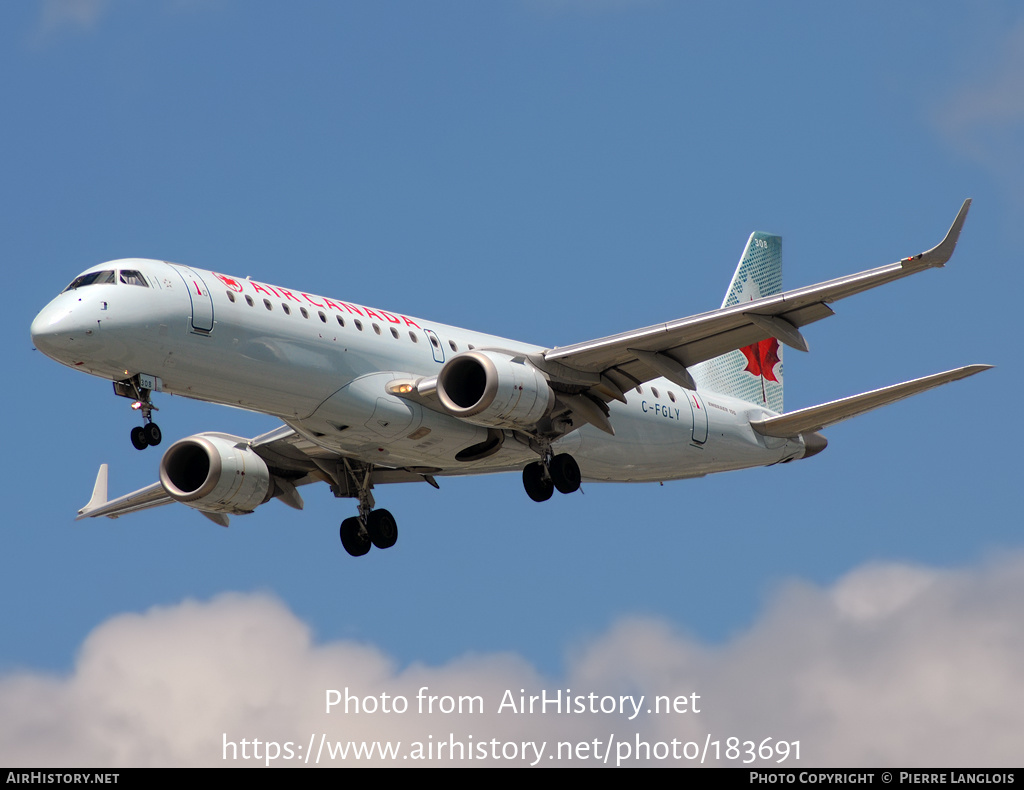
[436,350,554,430]
[159,433,273,514]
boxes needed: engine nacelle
[436,350,554,430]
[159,433,273,514]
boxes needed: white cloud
[2,555,1023,766]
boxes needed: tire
[550,454,581,494]
[522,462,554,502]
[367,509,398,549]
[144,422,162,447]
[130,425,149,450]
[339,517,371,557]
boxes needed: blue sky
[2,0,1021,767]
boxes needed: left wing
[749,364,992,437]
[535,200,972,400]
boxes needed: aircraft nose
[31,300,77,360]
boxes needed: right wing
[77,464,170,520]
[76,426,441,525]
[536,200,973,401]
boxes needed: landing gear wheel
[523,462,554,502]
[550,453,581,494]
[130,425,149,450]
[366,509,398,549]
[144,422,162,447]
[340,517,371,557]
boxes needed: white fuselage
[31,259,805,482]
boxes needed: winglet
[904,198,971,269]
[78,464,109,518]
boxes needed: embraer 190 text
[31,201,990,556]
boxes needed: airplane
[31,200,990,557]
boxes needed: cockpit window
[119,269,149,287]
[62,270,115,292]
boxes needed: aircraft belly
[302,372,514,467]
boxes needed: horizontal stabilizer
[750,364,992,438]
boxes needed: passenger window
[245,295,254,307]
[652,387,660,398]
[319,311,327,323]
[409,332,418,343]
[391,327,399,339]
[282,304,291,315]
[373,323,381,335]
[337,316,345,327]
[449,340,458,352]
[354,320,363,331]
[226,291,236,303]
[300,307,309,319]
[668,391,676,403]
[264,299,273,310]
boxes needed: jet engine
[436,350,555,430]
[158,433,273,514]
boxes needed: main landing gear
[522,451,581,502]
[336,461,400,557]
[340,509,399,557]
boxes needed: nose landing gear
[113,375,162,450]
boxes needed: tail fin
[690,231,785,412]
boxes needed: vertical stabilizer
[690,232,784,412]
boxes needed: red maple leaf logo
[740,337,780,383]
[213,272,244,292]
